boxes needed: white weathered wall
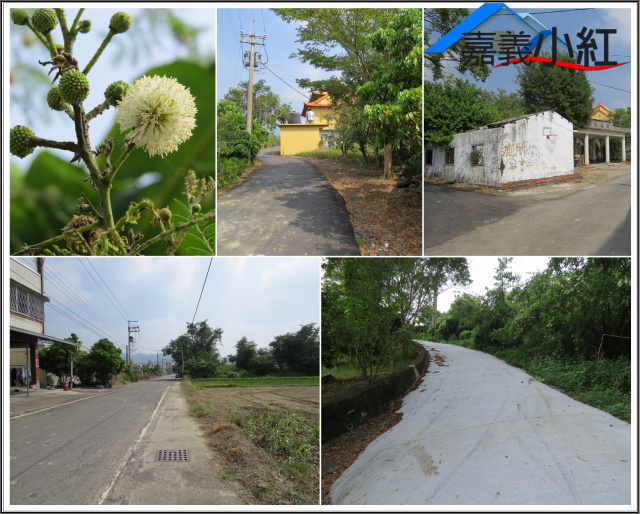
[424,147,447,178]
[451,127,504,187]
[450,111,574,186]
[500,111,574,185]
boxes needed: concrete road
[330,341,631,506]
[217,150,360,256]
[424,172,631,256]
[9,377,239,506]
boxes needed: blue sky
[36,257,320,360]
[425,4,634,111]
[8,7,216,168]
[217,8,339,126]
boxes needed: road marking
[10,382,144,419]
[98,384,171,505]
[10,394,102,419]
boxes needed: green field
[191,376,319,388]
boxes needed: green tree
[234,336,257,370]
[424,8,491,81]
[249,352,278,376]
[74,351,96,386]
[515,52,594,127]
[357,9,422,177]
[39,336,79,384]
[488,88,527,120]
[271,8,396,91]
[90,338,125,387]
[162,320,222,378]
[223,79,292,132]
[426,258,472,328]
[424,78,500,148]
[607,107,631,161]
[270,323,320,375]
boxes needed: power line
[78,259,129,322]
[84,258,132,319]
[192,258,213,324]
[41,264,122,338]
[263,64,309,99]
[589,80,631,94]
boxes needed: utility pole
[127,321,139,366]
[240,21,266,134]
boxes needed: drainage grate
[165,407,180,411]
[155,449,190,462]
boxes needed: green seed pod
[46,86,66,111]
[104,80,129,106]
[10,126,35,158]
[158,208,172,223]
[191,203,202,214]
[32,8,58,34]
[78,20,92,34]
[109,12,132,34]
[11,9,29,26]
[59,69,90,104]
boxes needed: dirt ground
[302,156,422,256]
[185,385,319,505]
[197,385,319,417]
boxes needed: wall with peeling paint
[448,111,575,187]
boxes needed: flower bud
[158,208,172,223]
[11,9,29,26]
[46,86,66,111]
[10,126,35,158]
[78,20,92,34]
[109,12,132,34]
[59,69,90,104]
[104,80,129,106]
[191,203,202,214]
[32,8,58,34]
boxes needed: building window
[470,145,484,165]
[425,149,433,165]
[10,283,45,321]
[446,148,455,164]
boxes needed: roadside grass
[229,407,319,504]
[192,376,319,388]
[181,377,319,505]
[485,347,631,423]
[297,148,365,163]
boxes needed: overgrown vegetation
[425,258,631,421]
[229,407,319,503]
[322,258,469,382]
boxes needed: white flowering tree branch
[10,8,216,256]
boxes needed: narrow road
[217,149,359,256]
[424,172,631,256]
[331,341,631,506]
[9,377,238,506]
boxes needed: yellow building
[591,102,614,121]
[278,91,335,155]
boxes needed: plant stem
[30,136,80,153]
[104,144,134,183]
[14,221,101,254]
[82,29,115,75]
[129,212,216,255]
[25,20,53,53]
[69,8,84,34]
[86,100,112,121]
[45,32,58,57]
